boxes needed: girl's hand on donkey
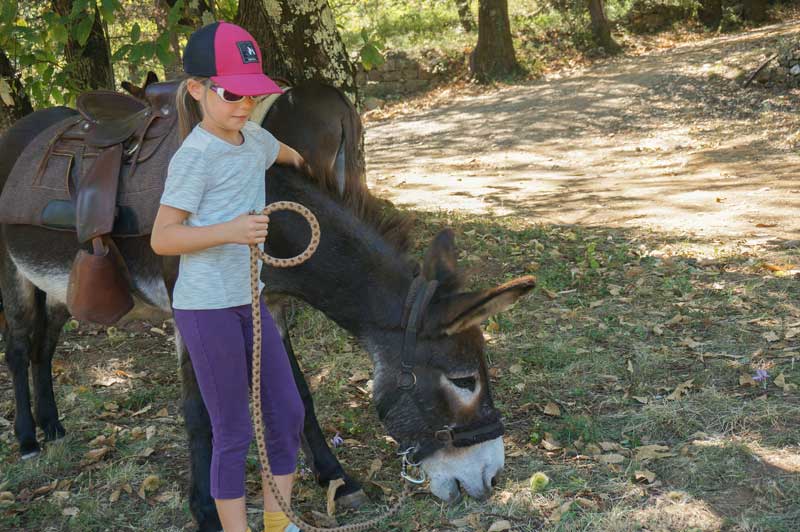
[227,213,270,245]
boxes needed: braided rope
[249,201,410,531]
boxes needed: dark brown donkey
[0,82,535,531]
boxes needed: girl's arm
[275,141,305,169]
[150,205,269,256]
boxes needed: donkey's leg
[2,267,40,458]
[30,293,69,441]
[178,333,222,532]
[268,299,369,509]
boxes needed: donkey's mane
[300,165,415,256]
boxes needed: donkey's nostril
[491,474,499,488]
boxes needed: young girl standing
[151,21,305,532]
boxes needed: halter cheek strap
[375,275,505,462]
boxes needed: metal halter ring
[253,201,321,268]
[398,446,427,484]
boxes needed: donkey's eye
[449,376,476,392]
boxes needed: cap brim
[210,73,283,96]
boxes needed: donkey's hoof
[20,441,41,460]
[41,419,66,441]
[335,488,369,510]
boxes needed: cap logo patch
[236,41,259,64]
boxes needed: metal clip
[398,446,426,484]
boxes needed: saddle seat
[75,79,181,148]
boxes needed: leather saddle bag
[67,236,134,325]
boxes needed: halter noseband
[375,275,505,463]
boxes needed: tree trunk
[235,0,358,102]
[470,0,519,81]
[742,0,768,22]
[698,0,722,28]
[455,0,475,32]
[0,48,34,134]
[587,0,620,53]
[51,0,114,90]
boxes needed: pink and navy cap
[183,21,283,96]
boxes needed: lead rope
[249,202,412,532]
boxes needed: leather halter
[375,275,505,462]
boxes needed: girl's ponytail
[175,76,208,142]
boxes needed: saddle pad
[0,114,179,237]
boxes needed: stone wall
[355,50,437,97]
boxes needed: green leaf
[100,0,120,24]
[69,0,89,19]
[50,22,68,44]
[74,12,95,46]
[1,0,17,25]
[112,43,131,61]
[156,40,174,66]
[360,27,369,43]
[360,43,385,71]
[167,0,184,27]
[130,22,140,43]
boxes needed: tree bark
[698,0,722,28]
[587,0,620,53]
[51,0,114,90]
[470,0,519,81]
[455,0,475,32]
[742,0,768,22]
[235,0,358,102]
[0,48,34,134]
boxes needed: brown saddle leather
[0,80,182,323]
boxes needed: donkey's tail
[337,88,366,199]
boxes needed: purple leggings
[174,302,305,499]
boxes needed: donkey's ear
[145,71,159,86]
[433,276,536,335]
[423,229,460,291]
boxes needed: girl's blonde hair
[176,76,209,141]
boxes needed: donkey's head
[370,229,535,503]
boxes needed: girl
[151,21,305,532]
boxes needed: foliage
[0,0,199,108]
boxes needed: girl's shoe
[284,525,302,532]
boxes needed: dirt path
[365,21,800,246]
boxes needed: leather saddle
[36,80,181,324]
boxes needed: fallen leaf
[667,379,694,400]
[146,425,157,440]
[82,446,111,465]
[635,445,675,461]
[763,331,780,342]
[584,443,602,455]
[348,370,369,383]
[542,288,558,300]
[541,433,562,451]
[103,402,119,412]
[653,325,664,336]
[635,469,657,483]
[599,441,622,452]
[488,520,512,532]
[549,500,573,522]
[366,458,382,480]
[138,475,161,499]
[598,453,625,464]
[326,478,345,516]
[739,374,757,387]
[607,284,622,296]
[131,405,153,417]
[109,488,121,503]
[62,507,79,517]
[543,402,561,417]
[632,395,649,404]
[509,364,523,375]
[575,497,599,510]
[150,327,166,336]
[155,408,169,417]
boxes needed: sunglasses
[209,84,266,104]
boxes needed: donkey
[0,86,535,531]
